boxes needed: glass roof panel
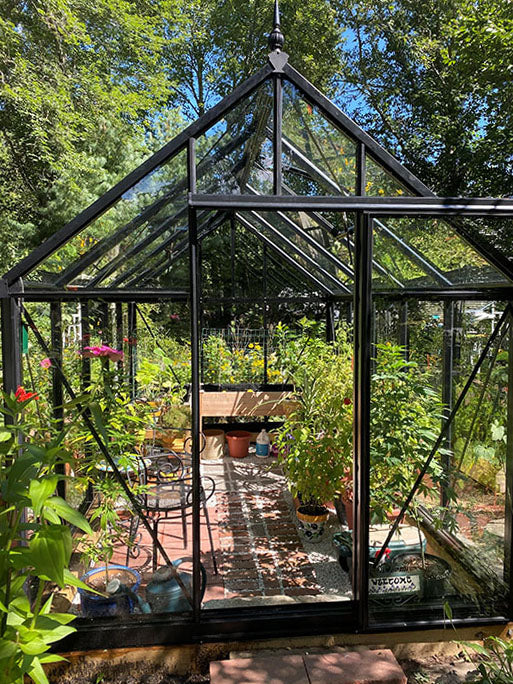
[196,83,273,195]
[30,148,188,287]
[281,81,357,196]
[382,217,508,286]
[238,211,347,295]
[372,219,439,290]
[365,155,412,197]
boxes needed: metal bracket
[268,50,289,72]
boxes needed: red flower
[15,386,39,402]
[343,397,351,406]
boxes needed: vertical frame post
[441,301,455,507]
[188,137,202,621]
[353,212,372,631]
[127,303,137,398]
[50,302,65,498]
[356,141,366,196]
[80,300,93,507]
[2,294,22,404]
[326,299,336,343]
[263,244,268,383]
[398,301,409,359]
[115,302,124,379]
[504,308,513,607]
[273,74,283,195]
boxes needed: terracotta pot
[296,505,329,543]
[225,430,251,458]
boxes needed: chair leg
[180,482,187,548]
[202,497,218,575]
[126,514,139,566]
[153,518,159,573]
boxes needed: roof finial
[268,0,284,51]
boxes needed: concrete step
[210,648,407,683]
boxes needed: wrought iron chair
[127,431,218,574]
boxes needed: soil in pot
[85,568,137,592]
[80,566,141,617]
[391,552,451,599]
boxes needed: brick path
[105,454,351,609]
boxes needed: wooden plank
[199,390,297,418]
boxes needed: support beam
[353,212,372,631]
[273,74,283,195]
[187,138,202,622]
[50,302,65,498]
[441,301,455,507]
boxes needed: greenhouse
[3,2,513,653]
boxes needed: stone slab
[210,654,309,684]
[303,649,407,684]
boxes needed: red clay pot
[225,430,251,459]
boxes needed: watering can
[106,577,151,614]
[145,558,207,614]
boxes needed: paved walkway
[103,453,351,609]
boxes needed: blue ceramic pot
[79,565,141,617]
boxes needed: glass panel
[30,149,188,286]
[241,211,348,294]
[196,83,273,195]
[282,81,357,196]
[365,155,412,197]
[373,220,439,290]
[369,299,509,626]
[382,218,508,286]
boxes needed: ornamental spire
[268,0,284,51]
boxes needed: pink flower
[343,397,351,406]
[40,358,52,369]
[170,314,180,321]
[83,345,124,362]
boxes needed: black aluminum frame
[4,37,513,650]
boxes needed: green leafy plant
[0,388,94,684]
[276,326,353,510]
[464,637,513,683]
[370,343,452,527]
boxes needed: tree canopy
[1,0,512,275]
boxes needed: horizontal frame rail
[189,194,513,215]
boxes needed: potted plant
[368,344,455,599]
[276,328,353,543]
[79,474,142,617]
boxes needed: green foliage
[370,343,450,523]
[337,0,513,199]
[276,323,353,506]
[0,390,93,684]
[464,637,513,683]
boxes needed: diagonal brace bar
[373,305,513,566]
[22,307,194,608]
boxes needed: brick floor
[102,453,351,607]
